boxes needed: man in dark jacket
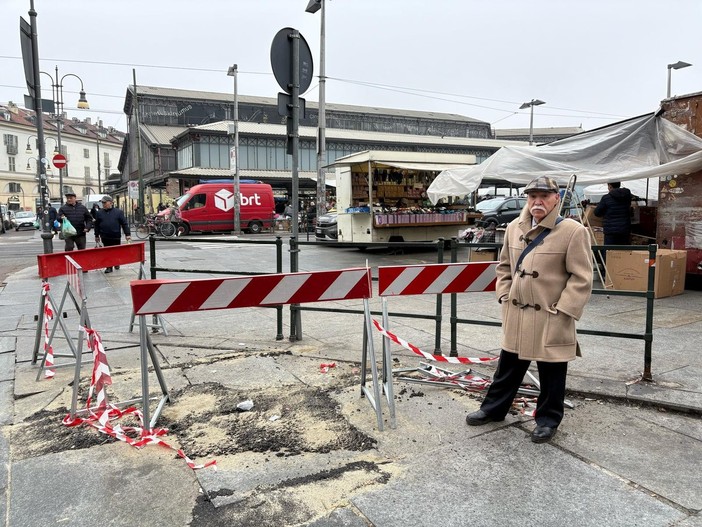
[94,195,131,273]
[58,192,93,251]
[593,182,632,245]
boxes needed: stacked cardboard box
[606,249,687,298]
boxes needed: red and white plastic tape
[372,318,537,416]
[41,282,56,379]
[62,326,216,471]
[372,318,499,365]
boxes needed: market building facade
[114,85,551,212]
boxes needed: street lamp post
[23,0,53,253]
[519,99,546,145]
[25,134,58,155]
[227,64,241,235]
[306,0,327,219]
[40,65,89,203]
[666,61,692,98]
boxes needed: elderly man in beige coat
[466,176,593,443]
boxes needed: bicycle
[133,214,178,239]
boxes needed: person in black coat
[94,195,131,273]
[58,192,93,251]
[594,182,632,245]
[48,206,59,235]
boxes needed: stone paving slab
[197,450,367,508]
[183,355,303,390]
[351,427,685,527]
[8,444,199,527]
[556,402,702,511]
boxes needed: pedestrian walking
[593,181,632,245]
[465,176,593,443]
[58,191,93,251]
[94,195,131,273]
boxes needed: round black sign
[270,27,314,95]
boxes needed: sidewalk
[1,247,701,526]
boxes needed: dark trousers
[101,237,121,269]
[480,349,568,428]
[64,233,87,251]
[101,237,121,248]
[604,233,630,245]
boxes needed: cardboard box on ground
[606,249,687,298]
[469,249,498,262]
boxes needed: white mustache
[530,206,547,213]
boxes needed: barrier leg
[69,323,87,419]
[36,285,84,381]
[138,314,170,431]
[361,299,384,431]
[32,284,47,364]
[381,298,396,428]
[139,315,152,430]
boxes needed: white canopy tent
[427,112,702,204]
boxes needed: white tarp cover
[427,112,702,204]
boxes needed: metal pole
[529,104,535,145]
[96,138,101,193]
[291,30,302,339]
[316,0,327,219]
[55,66,64,201]
[232,65,241,234]
[133,69,145,221]
[666,67,672,99]
[28,0,53,254]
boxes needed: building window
[9,182,21,193]
[3,133,18,155]
[8,156,16,172]
[84,166,91,178]
[83,148,90,158]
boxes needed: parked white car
[12,211,37,231]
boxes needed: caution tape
[62,326,216,471]
[372,319,499,365]
[41,282,56,379]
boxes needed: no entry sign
[52,154,67,169]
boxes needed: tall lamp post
[227,65,241,235]
[667,61,692,98]
[40,66,89,202]
[306,0,326,218]
[519,99,546,145]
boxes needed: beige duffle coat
[496,206,593,362]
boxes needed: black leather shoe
[466,409,505,426]
[114,265,120,270]
[104,267,113,273]
[531,425,557,443]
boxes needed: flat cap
[64,191,76,197]
[100,195,113,202]
[524,176,559,194]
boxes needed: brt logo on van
[214,188,262,211]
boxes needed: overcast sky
[2,0,701,135]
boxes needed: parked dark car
[476,197,527,228]
[315,210,338,241]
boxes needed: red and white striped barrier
[372,318,498,366]
[62,327,216,471]
[378,261,497,297]
[37,242,145,278]
[131,267,372,315]
[129,267,391,431]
